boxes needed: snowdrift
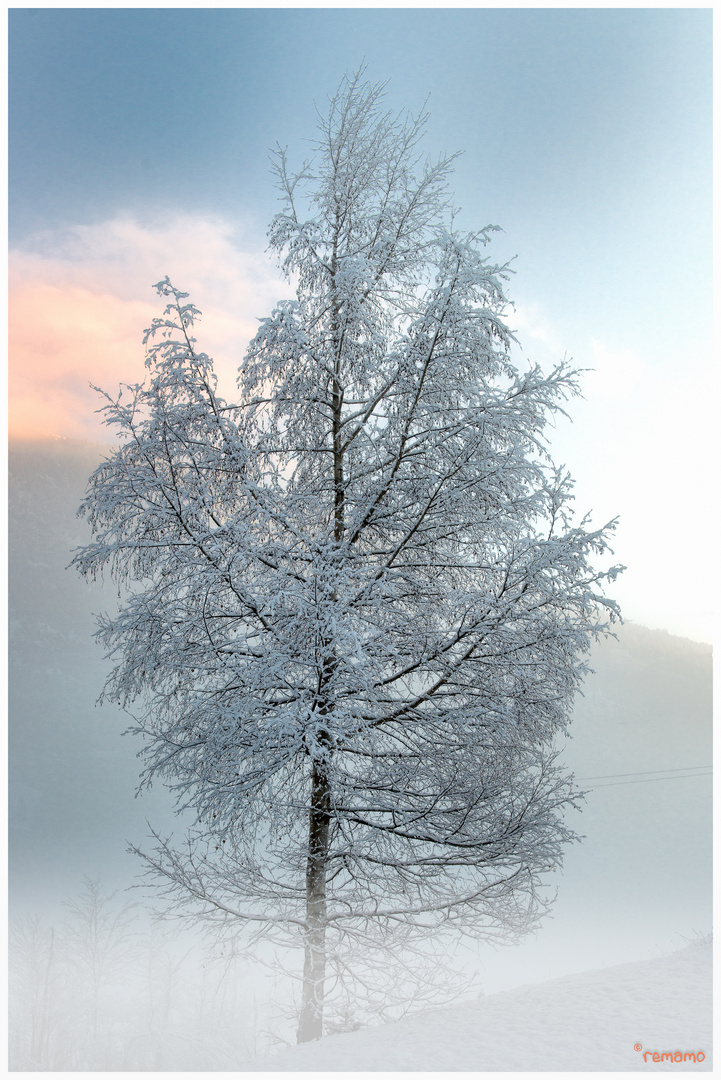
[247,940,711,1072]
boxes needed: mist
[8,438,712,1068]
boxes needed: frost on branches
[74,73,622,1043]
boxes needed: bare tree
[61,877,137,1064]
[74,71,621,1042]
[9,916,59,1068]
[10,881,138,1069]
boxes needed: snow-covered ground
[247,940,712,1072]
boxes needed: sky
[7,6,713,643]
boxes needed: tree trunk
[297,761,331,1042]
[297,223,342,1045]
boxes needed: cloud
[505,301,714,643]
[9,282,154,442]
[8,224,714,642]
[584,339,648,399]
[9,215,291,441]
[507,301,562,356]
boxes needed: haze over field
[9,439,712,981]
[8,437,713,1069]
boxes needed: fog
[8,438,712,1069]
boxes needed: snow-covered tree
[74,72,621,1042]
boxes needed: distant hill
[8,438,712,986]
[9,438,178,908]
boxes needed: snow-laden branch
[73,71,622,1040]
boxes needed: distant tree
[74,72,621,1042]
[9,916,59,1068]
[61,877,137,1065]
[9,881,137,1069]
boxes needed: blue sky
[8,7,713,641]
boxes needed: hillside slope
[247,940,712,1072]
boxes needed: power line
[578,767,712,791]
[578,764,712,782]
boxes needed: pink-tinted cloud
[9,215,291,441]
